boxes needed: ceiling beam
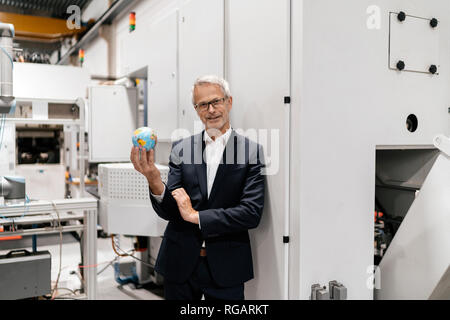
[0,11,86,41]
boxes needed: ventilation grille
[99,163,169,201]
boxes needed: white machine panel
[179,0,224,134]
[389,12,440,73]
[226,0,290,299]
[290,0,450,299]
[147,10,179,140]
[98,163,169,236]
[13,63,89,101]
[88,86,137,162]
[15,164,65,200]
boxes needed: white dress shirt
[151,127,233,247]
[204,126,232,198]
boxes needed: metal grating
[0,0,92,19]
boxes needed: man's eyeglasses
[194,97,226,111]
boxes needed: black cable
[128,253,154,268]
[112,236,154,268]
[97,257,119,275]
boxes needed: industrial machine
[11,98,86,201]
[98,163,169,286]
[98,163,168,237]
[1,62,90,201]
[0,21,95,300]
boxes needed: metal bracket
[433,134,450,157]
[329,280,348,300]
[310,284,329,300]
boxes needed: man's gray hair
[191,75,232,105]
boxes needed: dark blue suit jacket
[150,130,265,287]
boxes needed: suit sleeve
[198,144,265,238]
[149,142,184,222]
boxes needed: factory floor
[0,233,164,300]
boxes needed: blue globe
[132,127,157,151]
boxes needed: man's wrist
[190,210,199,225]
[147,168,164,195]
[146,166,160,179]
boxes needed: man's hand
[130,145,164,195]
[171,188,199,224]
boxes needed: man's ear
[227,96,233,111]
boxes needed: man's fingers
[149,149,155,163]
[173,188,188,200]
[171,192,180,200]
[140,147,148,165]
[172,188,190,208]
[171,189,185,201]
[171,193,182,206]
[138,147,152,172]
[130,146,137,162]
[131,147,143,172]
[145,149,154,166]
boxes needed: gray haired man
[131,75,265,300]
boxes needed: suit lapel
[208,130,237,203]
[194,131,208,201]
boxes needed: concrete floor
[0,233,164,300]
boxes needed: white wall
[82,0,110,22]
[83,28,111,78]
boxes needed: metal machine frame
[0,198,98,299]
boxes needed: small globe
[132,127,157,151]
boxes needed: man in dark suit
[130,75,265,300]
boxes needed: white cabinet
[88,85,137,162]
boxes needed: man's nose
[207,104,215,112]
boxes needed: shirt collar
[204,126,232,145]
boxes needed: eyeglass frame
[193,97,228,111]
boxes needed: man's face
[193,83,232,133]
